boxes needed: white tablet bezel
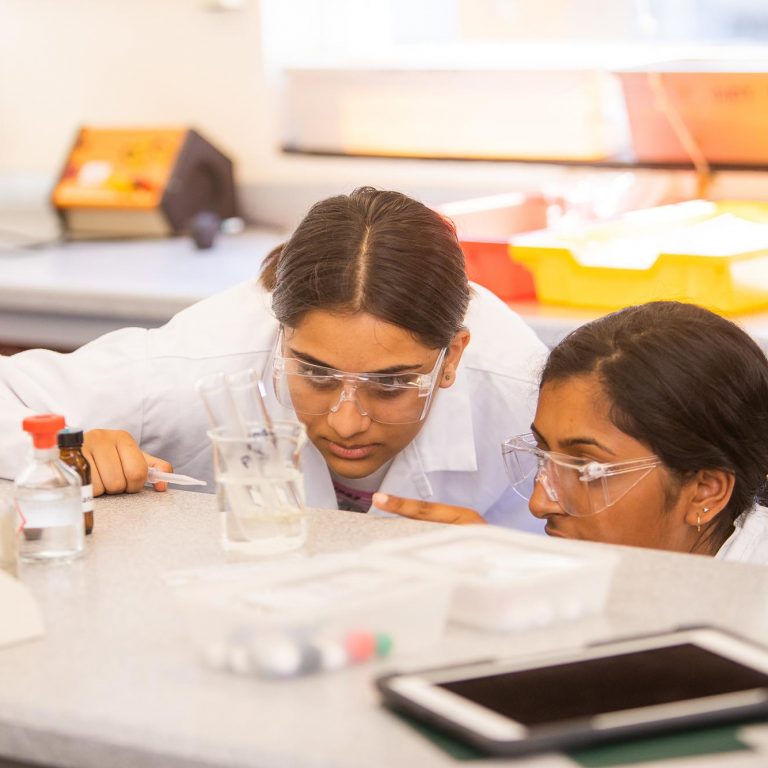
[384,628,768,744]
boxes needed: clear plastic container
[165,553,453,678]
[367,526,619,632]
[15,415,84,564]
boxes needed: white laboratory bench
[4,230,768,353]
[2,488,768,768]
[0,230,284,350]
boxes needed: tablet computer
[377,628,768,756]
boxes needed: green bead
[375,633,394,657]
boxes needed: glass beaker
[208,421,307,555]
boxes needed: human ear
[439,329,470,389]
[682,468,736,529]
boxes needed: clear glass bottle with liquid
[58,428,94,535]
[15,414,84,563]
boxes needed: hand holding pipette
[83,429,175,496]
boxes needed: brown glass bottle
[58,428,94,535]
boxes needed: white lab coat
[0,279,547,531]
[715,505,768,565]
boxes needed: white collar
[406,367,477,474]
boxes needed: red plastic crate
[460,239,536,300]
[436,193,546,301]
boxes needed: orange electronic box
[52,127,237,239]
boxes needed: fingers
[82,430,124,496]
[143,452,174,493]
[82,430,142,494]
[372,493,486,525]
[83,429,171,496]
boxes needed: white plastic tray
[367,527,618,632]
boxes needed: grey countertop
[2,488,768,768]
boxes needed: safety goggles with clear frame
[271,331,447,425]
[502,432,663,517]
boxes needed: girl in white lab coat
[0,188,546,529]
[383,301,768,562]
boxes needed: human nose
[326,383,371,437]
[528,468,566,519]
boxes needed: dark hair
[541,301,768,547]
[259,187,469,348]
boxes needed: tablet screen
[439,643,768,727]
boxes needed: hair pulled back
[541,301,768,545]
[259,187,469,348]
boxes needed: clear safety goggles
[502,432,662,517]
[272,333,447,425]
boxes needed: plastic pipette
[146,468,207,487]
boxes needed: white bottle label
[17,488,82,528]
[82,484,94,513]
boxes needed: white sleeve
[0,280,277,481]
[0,327,150,479]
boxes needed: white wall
[0,0,272,180]
[0,0,573,226]
[0,0,759,231]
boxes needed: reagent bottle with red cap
[15,414,84,563]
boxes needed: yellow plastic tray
[510,201,768,315]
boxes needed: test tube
[196,372,246,437]
[226,368,275,436]
[196,372,256,543]
[221,368,302,507]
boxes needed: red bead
[344,630,376,663]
